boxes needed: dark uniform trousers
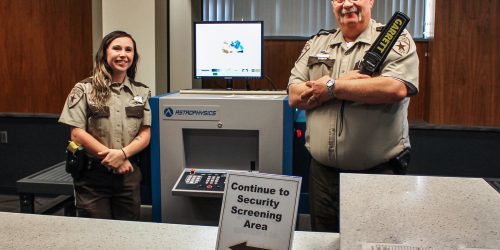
[309,158,393,233]
[73,160,142,220]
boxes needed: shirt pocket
[125,105,144,137]
[307,56,335,80]
[87,105,110,138]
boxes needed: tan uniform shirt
[289,20,419,170]
[59,77,151,151]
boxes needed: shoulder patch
[392,33,411,56]
[67,86,84,108]
[299,40,312,58]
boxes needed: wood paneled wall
[427,0,499,126]
[203,0,499,127]
[0,0,93,114]
[1,0,498,127]
[203,40,429,123]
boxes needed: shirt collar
[328,19,378,47]
[122,77,133,91]
[110,77,134,94]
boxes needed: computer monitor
[193,21,263,89]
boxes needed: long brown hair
[90,31,140,109]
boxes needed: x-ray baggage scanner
[150,90,293,225]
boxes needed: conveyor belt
[16,161,73,195]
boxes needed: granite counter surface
[0,211,339,249]
[340,174,500,250]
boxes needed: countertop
[3,174,499,249]
[340,174,500,249]
[0,211,339,250]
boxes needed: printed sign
[216,171,302,250]
[162,105,220,121]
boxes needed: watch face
[327,79,335,97]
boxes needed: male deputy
[288,0,419,232]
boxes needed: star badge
[392,34,411,56]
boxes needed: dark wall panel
[0,115,68,193]
[409,127,500,178]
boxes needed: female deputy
[59,31,151,220]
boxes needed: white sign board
[216,171,302,250]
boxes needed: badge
[315,50,330,60]
[392,33,411,56]
[68,87,84,108]
[134,95,144,104]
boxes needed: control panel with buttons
[172,168,228,198]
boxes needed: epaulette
[80,77,147,88]
[309,28,337,39]
[80,77,93,83]
[376,26,385,32]
[130,79,149,88]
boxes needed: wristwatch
[326,78,336,98]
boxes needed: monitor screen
[193,21,263,79]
